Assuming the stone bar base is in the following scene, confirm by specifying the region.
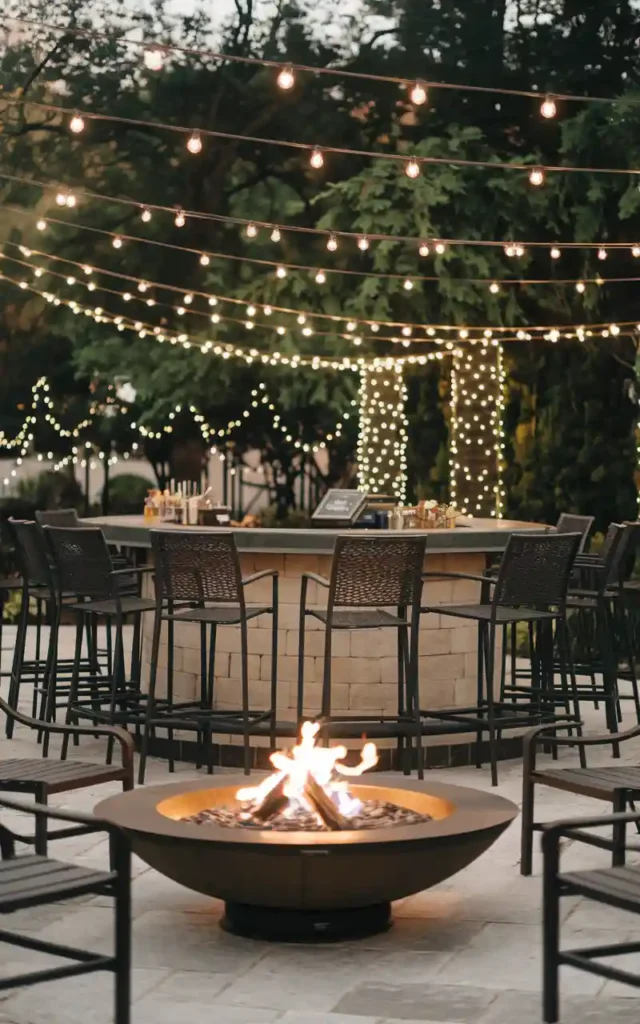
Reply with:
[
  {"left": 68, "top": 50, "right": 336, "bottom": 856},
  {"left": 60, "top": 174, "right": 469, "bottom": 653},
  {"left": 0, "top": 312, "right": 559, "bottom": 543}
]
[{"left": 140, "top": 550, "right": 502, "bottom": 759}]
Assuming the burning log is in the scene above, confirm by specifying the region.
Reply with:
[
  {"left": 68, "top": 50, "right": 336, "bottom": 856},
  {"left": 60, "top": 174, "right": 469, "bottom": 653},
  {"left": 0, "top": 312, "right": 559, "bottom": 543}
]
[
  {"left": 251, "top": 776, "right": 288, "bottom": 822},
  {"left": 303, "top": 773, "right": 349, "bottom": 831}
]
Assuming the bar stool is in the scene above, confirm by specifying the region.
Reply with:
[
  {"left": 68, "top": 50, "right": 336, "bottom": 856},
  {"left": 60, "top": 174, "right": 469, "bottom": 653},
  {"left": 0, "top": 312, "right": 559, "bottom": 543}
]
[
  {"left": 138, "top": 529, "right": 279, "bottom": 783},
  {"left": 420, "top": 532, "right": 582, "bottom": 786},
  {"left": 42, "top": 525, "right": 155, "bottom": 760},
  {"left": 296, "top": 534, "right": 427, "bottom": 775}
]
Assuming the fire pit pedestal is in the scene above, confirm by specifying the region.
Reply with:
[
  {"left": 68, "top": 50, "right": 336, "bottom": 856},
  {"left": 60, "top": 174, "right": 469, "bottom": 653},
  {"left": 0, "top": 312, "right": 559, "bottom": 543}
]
[{"left": 96, "top": 776, "right": 518, "bottom": 942}]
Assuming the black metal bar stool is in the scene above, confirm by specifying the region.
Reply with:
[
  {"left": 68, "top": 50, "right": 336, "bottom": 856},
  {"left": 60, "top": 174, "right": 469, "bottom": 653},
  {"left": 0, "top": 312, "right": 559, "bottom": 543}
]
[
  {"left": 296, "top": 534, "right": 427, "bottom": 775},
  {"left": 42, "top": 525, "right": 155, "bottom": 761},
  {"left": 138, "top": 529, "right": 279, "bottom": 783},
  {"left": 419, "top": 532, "right": 582, "bottom": 786}
]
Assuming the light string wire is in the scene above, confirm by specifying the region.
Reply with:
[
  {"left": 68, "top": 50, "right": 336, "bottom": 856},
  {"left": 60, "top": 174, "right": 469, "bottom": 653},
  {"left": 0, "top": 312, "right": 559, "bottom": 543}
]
[
  {"left": 3, "top": 96, "right": 640, "bottom": 181},
  {"left": 2, "top": 164, "right": 640, "bottom": 255},
  {"left": 0, "top": 267, "right": 448, "bottom": 371},
  {"left": 5, "top": 244, "right": 637, "bottom": 345},
  {"left": 4, "top": 15, "right": 640, "bottom": 110},
  {"left": 3, "top": 195, "right": 640, "bottom": 292}
]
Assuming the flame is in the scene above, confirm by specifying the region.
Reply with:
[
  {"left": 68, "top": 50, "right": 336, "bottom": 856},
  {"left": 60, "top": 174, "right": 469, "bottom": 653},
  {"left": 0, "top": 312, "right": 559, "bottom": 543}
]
[{"left": 236, "top": 721, "right": 378, "bottom": 820}]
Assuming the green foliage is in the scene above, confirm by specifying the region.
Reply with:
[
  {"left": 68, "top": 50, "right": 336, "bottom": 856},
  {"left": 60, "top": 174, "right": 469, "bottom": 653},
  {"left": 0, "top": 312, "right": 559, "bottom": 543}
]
[{"left": 103, "top": 473, "right": 152, "bottom": 515}]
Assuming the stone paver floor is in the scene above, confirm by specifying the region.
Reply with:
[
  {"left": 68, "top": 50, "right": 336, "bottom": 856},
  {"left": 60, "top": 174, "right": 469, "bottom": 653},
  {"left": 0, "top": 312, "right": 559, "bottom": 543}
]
[{"left": 1, "top": 626, "right": 640, "bottom": 1023}]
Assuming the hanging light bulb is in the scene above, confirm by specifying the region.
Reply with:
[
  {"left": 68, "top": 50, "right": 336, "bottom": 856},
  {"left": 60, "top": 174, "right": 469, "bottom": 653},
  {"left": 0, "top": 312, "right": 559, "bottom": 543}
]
[
  {"left": 277, "top": 65, "right": 295, "bottom": 90},
  {"left": 246, "top": 222, "right": 258, "bottom": 238},
  {"left": 595, "top": 274, "right": 604, "bottom": 286},
  {"left": 183, "top": 293, "right": 193, "bottom": 304},
  {"left": 405, "top": 158, "right": 421, "bottom": 179},
  {"left": 504, "top": 243, "right": 516, "bottom": 257},
  {"left": 200, "top": 253, "right": 210, "bottom": 266},
  {"left": 434, "top": 241, "right": 447, "bottom": 255},
  {"left": 346, "top": 321, "right": 357, "bottom": 331},
  {"left": 610, "top": 323, "right": 621, "bottom": 336},
  {"left": 371, "top": 323, "right": 380, "bottom": 333},
  {"left": 402, "top": 326, "right": 412, "bottom": 337},
  {"left": 529, "top": 165, "right": 545, "bottom": 186},
  {"left": 418, "top": 242, "right": 430, "bottom": 257},
  {"left": 36, "top": 218, "right": 47, "bottom": 231},
  {"left": 271, "top": 227, "right": 281, "bottom": 242},
  {"left": 83, "top": 265, "right": 93, "bottom": 275},
  {"left": 297, "top": 314, "right": 306, "bottom": 325},
  {"left": 403, "top": 278, "right": 414, "bottom": 291},
  {"left": 409, "top": 80, "right": 428, "bottom": 106},
  {"left": 143, "top": 45, "right": 165, "bottom": 71},
  {"left": 489, "top": 281, "right": 500, "bottom": 294},
  {"left": 550, "top": 246, "right": 561, "bottom": 260},
  {"left": 264, "top": 305, "right": 273, "bottom": 315},
  {"left": 276, "top": 265, "right": 287, "bottom": 278},
  {"left": 514, "top": 244, "right": 525, "bottom": 257},
  {"left": 597, "top": 247, "right": 607, "bottom": 260},
  {"left": 576, "top": 280, "right": 586, "bottom": 293},
  {"left": 65, "top": 191, "right": 77, "bottom": 208},
  {"left": 309, "top": 147, "right": 324, "bottom": 169},
  {"left": 186, "top": 131, "right": 203, "bottom": 154},
  {"left": 540, "top": 94, "right": 557, "bottom": 119},
  {"left": 138, "top": 281, "right": 148, "bottom": 292},
  {"left": 112, "top": 236, "right": 123, "bottom": 249},
  {"left": 357, "top": 236, "right": 369, "bottom": 251},
  {"left": 140, "top": 206, "right": 152, "bottom": 223},
  {"left": 69, "top": 112, "right": 85, "bottom": 134},
  {"left": 277, "top": 325, "right": 286, "bottom": 335},
  {"left": 632, "top": 246, "right": 640, "bottom": 258},
  {"left": 247, "top": 305, "right": 257, "bottom": 317},
  {"left": 326, "top": 233, "right": 338, "bottom": 252},
  {"left": 174, "top": 208, "right": 186, "bottom": 227},
  {"left": 315, "top": 269, "right": 326, "bottom": 284},
  {"left": 208, "top": 297, "right": 218, "bottom": 306}
]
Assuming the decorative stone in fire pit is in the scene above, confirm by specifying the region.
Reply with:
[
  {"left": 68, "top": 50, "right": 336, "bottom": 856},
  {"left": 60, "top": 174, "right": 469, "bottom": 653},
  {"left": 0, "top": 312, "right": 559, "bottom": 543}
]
[{"left": 96, "top": 725, "right": 518, "bottom": 941}]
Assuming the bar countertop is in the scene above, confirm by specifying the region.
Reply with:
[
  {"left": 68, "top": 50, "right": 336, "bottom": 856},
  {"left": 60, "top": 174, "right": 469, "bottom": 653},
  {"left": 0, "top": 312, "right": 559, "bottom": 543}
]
[{"left": 86, "top": 515, "right": 549, "bottom": 555}]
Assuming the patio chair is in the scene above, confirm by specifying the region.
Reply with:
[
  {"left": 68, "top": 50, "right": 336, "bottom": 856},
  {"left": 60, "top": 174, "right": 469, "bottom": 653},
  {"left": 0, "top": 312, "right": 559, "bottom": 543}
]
[
  {"left": 520, "top": 719, "right": 640, "bottom": 875},
  {"left": 0, "top": 693, "right": 133, "bottom": 854},
  {"left": 0, "top": 793, "right": 131, "bottom": 1024},
  {"left": 542, "top": 807, "right": 640, "bottom": 1022}
]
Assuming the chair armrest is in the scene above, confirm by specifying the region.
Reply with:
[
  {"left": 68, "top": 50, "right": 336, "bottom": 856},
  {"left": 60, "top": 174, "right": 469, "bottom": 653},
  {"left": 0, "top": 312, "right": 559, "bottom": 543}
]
[
  {"left": 541, "top": 811, "right": 640, "bottom": 860},
  {"left": 528, "top": 720, "right": 640, "bottom": 749},
  {"left": 110, "top": 566, "right": 154, "bottom": 577},
  {"left": 422, "top": 571, "right": 493, "bottom": 584},
  {"left": 0, "top": 697, "right": 134, "bottom": 778},
  {"left": 243, "top": 569, "right": 278, "bottom": 586},
  {"left": 0, "top": 793, "right": 115, "bottom": 830},
  {"left": 301, "top": 572, "right": 330, "bottom": 588}
]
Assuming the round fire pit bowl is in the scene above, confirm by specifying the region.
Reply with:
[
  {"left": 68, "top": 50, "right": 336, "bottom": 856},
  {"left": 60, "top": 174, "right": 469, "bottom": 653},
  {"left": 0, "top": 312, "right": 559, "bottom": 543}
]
[{"left": 96, "top": 775, "right": 517, "bottom": 941}]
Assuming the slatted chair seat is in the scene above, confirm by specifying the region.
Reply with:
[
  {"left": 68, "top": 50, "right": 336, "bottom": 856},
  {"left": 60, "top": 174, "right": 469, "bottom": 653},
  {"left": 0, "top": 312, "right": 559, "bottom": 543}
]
[
  {"left": 167, "top": 604, "right": 270, "bottom": 624},
  {"left": 422, "top": 603, "right": 557, "bottom": 623},
  {"left": 308, "top": 607, "right": 406, "bottom": 629},
  {"left": 560, "top": 865, "right": 640, "bottom": 911},
  {"left": 0, "top": 577, "right": 22, "bottom": 591},
  {"left": 0, "top": 758, "right": 129, "bottom": 794},
  {"left": 0, "top": 855, "right": 113, "bottom": 913},
  {"left": 65, "top": 595, "right": 156, "bottom": 616},
  {"left": 534, "top": 766, "right": 640, "bottom": 800}
]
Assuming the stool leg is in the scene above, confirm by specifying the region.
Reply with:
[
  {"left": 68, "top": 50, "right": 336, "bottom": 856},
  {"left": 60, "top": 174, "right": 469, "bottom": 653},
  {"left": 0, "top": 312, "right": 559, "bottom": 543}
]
[
  {"left": 167, "top": 616, "right": 175, "bottom": 773},
  {"left": 483, "top": 622, "right": 499, "bottom": 787},
  {"left": 612, "top": 789, "right": 627, "bottom": 867},
  {"left": 296, "top": 582, "right": 308, "bottom": 728},
  {"left": 113, "top": 836, "right": 132, "bottom": 1024},
  {"left": 269, "top": 577, "right": 279, "bottom": 749},
  {"left": 6, "top": 584, "right": 29, "bottom": 737},
  {"left": 42, "top": 603, "right": 62, "bottom": 758},
  {"left": 139, "top": 608, "right": 162, "bottom": 785},
  {"left": 62, "top": 613, "right": 84, "bottom": 761},
  {"left": 34, "top": 790, "right": 48, "bottom": 856},
  {"left": 542, "top": 836, "right": 561, "bottom": 1023},
  {"left": 321, "top": 623, "right": 333, "bottom": 746},
  {"left": 409, "top": 610, "right": 423, "bottom": 780},
  {"left": 396, "top": 618, "right": 407, "bottom": 773},
  {"left": 240, "top": 619, "right": 251, "bottom": 775}
]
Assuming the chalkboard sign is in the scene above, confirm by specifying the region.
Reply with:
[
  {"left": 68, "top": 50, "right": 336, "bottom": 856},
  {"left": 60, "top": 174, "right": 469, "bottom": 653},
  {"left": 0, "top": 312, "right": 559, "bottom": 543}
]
[{"left": 312, "top": 489, "right": 369, "bottom": 525}]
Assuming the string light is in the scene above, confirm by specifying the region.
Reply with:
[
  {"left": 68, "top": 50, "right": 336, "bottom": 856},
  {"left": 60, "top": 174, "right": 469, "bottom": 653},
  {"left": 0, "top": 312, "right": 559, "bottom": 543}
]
[
  {"left": 357, "top": 364, "right": 408, "bottom": 503},
  {"left": 405, "top": 158, "right": 421, "bottom": 179},
  {"left": 246, "top": 222, "right": 258, "bottom": 238},
  {"left": 409, "top": 80, "right": 428, "bottom": 106},
  {"left": 434, "top": 241, "right": 447, "bottom": 255},
  {"left": 357, "top": 236, "right": 369, "bottom": 251},
  {"left": 141, "top": 206, "right": 152, "bottom": 222},
  {"left": 276, "top": 65, "right": 295, "bottom": 90},
  {"left": 186, "top": 131, "right": 203, "bottom": 154},
  {"left": 69, "top": 112, "right": 85, "bottom": 134},
  {"left": 174, "top": 208, "right": 186, "bottom": 227},
  {"left": 271, "top": 227, "right": 281, "bottom": 242},
  {"left": 36, "top": 218, "right": 47, "bottom": 231},
  {"left": 112, "top": 235, "right": 123, "bottom": 249},
  {"left": 633, "top": 246, "right": 640, "bottom": 258},
  {"left": 450, "top": 339, "right": 503, "bottom": 518},
  {"left": 540, "top": 94, "right": 557, "bottom": 119},
  {"left": 403, "top": 279, "right": 414, "bottom": 291},
  {"left": 576, "top": 280, "right": 586, "bottom": 293},
  {"left": 550, "top": 246, "right": 561, "bottom": 259},
  {"left": 419, "top": 242, "right": 430, "bottom": 257},
  {"left": 309, "top": 147, "right": 324, "bottom": 169},
  {"left": 199, "top": 253, "right": 210, "bottom": 266},
  {"left": 327, "top": 234, "right": 338, "bottom": 252},
  {"left": 529, "top": 166, "right": 545, "bottom": 186},
  {"left": 276, "top": 265, "right": 287, "bottom": 278},
  {"left": 597, "top": 247, "right": 608, "bottom": 260},
  {"left": 315, "top": 270, "right": 326, "bottom": 284},
  {"left": 143, "top": 45, "right": 165, "bottom": 71},
  {"left": 489, "top": 282, "right": 500, "bottom": 294}
]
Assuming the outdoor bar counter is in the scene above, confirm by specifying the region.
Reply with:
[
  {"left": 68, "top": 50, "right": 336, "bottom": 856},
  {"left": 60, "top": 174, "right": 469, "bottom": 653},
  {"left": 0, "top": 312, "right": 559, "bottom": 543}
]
[{"left": 89, "top": 515, "right": 547, "bottom": 767}]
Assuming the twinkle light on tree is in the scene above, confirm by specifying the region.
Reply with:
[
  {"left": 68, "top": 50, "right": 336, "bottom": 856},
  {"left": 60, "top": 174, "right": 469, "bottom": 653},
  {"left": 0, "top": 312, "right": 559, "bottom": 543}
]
[
  {"left": 450, "top": 340, "right": 503, "bottom": 518},
  {"left": 357, "top": 364, "right": 408, "bottom": 503}
]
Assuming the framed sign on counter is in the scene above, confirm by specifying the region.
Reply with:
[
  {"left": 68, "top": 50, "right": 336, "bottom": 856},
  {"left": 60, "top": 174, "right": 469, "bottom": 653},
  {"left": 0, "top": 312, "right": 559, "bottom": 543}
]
[{"left": 311, "top": 489, "right": 369, "bottom": 526}]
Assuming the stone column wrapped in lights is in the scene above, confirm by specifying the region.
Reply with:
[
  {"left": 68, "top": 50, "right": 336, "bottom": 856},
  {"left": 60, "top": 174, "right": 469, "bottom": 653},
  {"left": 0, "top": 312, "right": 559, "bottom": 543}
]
[
  {"left": 357, "top": 362, "right": 408, "bottom": 501},
  {"left": 450, "top": 339, "right": 505, "bottom": 518}
]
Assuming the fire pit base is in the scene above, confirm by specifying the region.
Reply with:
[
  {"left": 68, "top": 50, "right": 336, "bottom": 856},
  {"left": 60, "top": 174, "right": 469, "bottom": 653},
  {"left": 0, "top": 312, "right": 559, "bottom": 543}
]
[{"left": 222, "top": 900, "right": 392, "bottom": 942}]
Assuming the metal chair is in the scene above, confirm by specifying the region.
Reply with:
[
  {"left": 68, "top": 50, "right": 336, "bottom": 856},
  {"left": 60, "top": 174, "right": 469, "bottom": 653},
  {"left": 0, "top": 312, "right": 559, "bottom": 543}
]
[
  {"left": 138, "top": 529, "right": 279, "bottom": 783},
  {"left": 542, "top": 807, "right": 640, "bottom": 1023},
  {"left": 42, "top": 525, "right": 154, "bottom": 758},
  {"left": 0, "top": 793, "right": 131, "bottom": 1023},
  {"left": 521, "top": 719, "right": 640, "bottom": 876},
  {"left": 296, "top": 534, "right": 427, "bottom": 775},
  {"left": 420, "top": 532, "right": 582, "bottom": 786},
  {"left": 0, "top": 694, "right": 133, "bottom": 855}
]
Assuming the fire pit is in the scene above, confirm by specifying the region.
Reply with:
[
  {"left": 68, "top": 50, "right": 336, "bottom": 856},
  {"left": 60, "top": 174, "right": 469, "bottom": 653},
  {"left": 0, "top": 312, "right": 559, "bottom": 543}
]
[{"left": 96, "top": 725, "right": 518, "bottom": 941}]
